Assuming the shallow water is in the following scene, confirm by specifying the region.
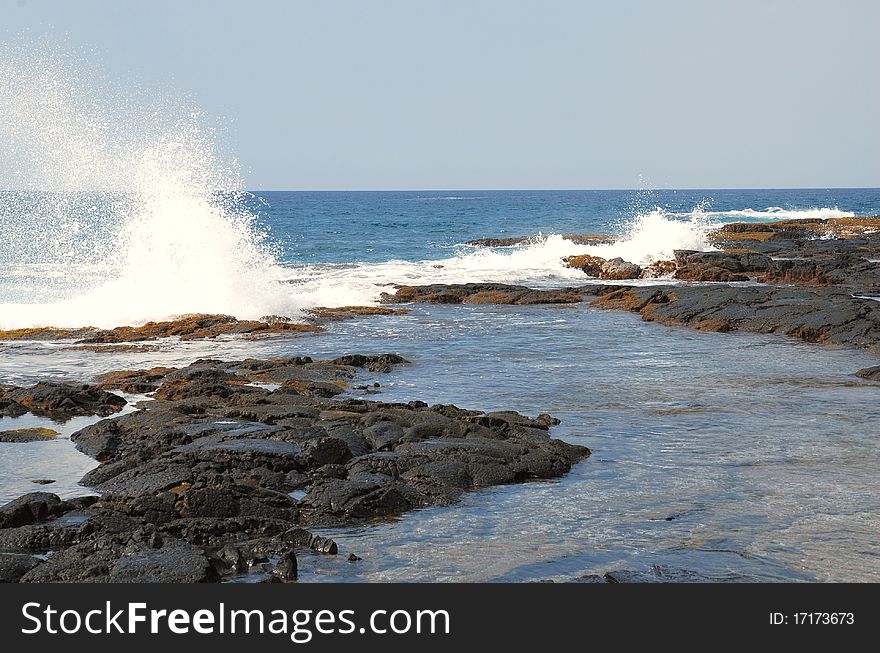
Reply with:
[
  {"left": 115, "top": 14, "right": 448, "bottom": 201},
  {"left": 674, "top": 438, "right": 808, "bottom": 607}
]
[
  {"left": 1, "top": 304, "right": 878, "bottom": 582},
  {"left": 0, "top": 392, "right": 149, "bottom": 502}
]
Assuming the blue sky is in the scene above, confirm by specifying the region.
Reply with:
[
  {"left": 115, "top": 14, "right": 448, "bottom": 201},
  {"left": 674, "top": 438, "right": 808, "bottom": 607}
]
[{"left": 2, "top": 0, "right": 878, "bottom": 189}]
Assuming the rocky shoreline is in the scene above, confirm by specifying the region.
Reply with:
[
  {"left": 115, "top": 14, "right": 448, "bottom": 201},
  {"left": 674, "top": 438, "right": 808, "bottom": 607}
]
[
  {"left": 383, "top": 217, "right": 880, "bottom": 357},
  {"left": 2, "top": 216, "right": 879, "bottom": 583},
  {"left": 0, "top": 355, "right": 587, "bottom": 582}
]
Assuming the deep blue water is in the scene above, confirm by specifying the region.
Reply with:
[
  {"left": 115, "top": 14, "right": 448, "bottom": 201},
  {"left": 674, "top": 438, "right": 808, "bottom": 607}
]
[{"left": 249, "top": 188, "right": 880, "bottom": 265}]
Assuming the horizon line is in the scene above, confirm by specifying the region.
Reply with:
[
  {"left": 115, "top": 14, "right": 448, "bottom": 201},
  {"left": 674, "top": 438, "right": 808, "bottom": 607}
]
[{"left": 246, "top": 186, "right": 880, "bottom": 193}]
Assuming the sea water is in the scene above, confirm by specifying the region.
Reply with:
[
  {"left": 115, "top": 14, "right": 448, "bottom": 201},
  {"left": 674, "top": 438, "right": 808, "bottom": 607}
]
[{"left": 2, "top": 45, "right": 880, "bottom": 582}]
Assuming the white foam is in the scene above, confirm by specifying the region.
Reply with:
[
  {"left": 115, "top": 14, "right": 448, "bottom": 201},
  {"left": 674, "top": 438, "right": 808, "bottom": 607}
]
[
  {"left": 677, "top": 206, "right": 855, "bottom": 221},
  {"left": 281, "top": 209, "right": 711, "bottom": 309},
  {"left": 0, "top": 44, "right": 297, "bottom": 329}
]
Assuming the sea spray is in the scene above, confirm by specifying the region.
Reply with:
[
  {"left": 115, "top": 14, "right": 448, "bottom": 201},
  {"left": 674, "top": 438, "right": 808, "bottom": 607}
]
[
  {"left": 281, "top": 207, "right": 715, "bottom": 307},
  {"left": 0, "top": 43, "right": 295, "bottom": 329}
]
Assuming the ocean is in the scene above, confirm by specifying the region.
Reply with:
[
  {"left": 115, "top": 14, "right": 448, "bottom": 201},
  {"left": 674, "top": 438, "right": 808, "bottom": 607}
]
[
  {"left": 2, "top": 188, "right": 879, "bottom": 325},
  {"left": 2, "top": 42, "right": 880, "bottom": 583},
  {"left": 1, "top": 188, "right": 880, "bottom": 582}
]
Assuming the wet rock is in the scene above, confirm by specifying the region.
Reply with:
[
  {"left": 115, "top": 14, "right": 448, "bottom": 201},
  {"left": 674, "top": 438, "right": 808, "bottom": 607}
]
[
  {"left": 385, "top": 283, "right": 590, "bottom": 305},
  {"left": 0, "top": 492, "right": 67, "bottom": 528},
  {"left": 591, "top": 284, "right": 880, "bottom": 351},
  {"left": 0, "top": 398, "right": 28, "bottom": 418},
  {"left": 280, "top": 528, "right": 337, "bottom": 555},
  {"left": 347, "top": 553, "right": 362, "bottom": 562},
  {"left": 563, "top": 255, "right": 642, "bottom": 280},
  {"left": 641, "top": 259, "right": 677, "bottom": 278},
  {"left": 3, "top": 383, "right": 126, "bottom": 419},
  {"left": 274, "top": 550, "right": 298, "bottom": 581},
  {"left": 467, "top": 234, "right": 613, "bottom": 247},
  {"left": 563, "top": 254, "right": 606, "bottom": 277},
  {"left": 0, "top": 327, "right": 94, "bottom": 341},
  {"left": 92, "top": 464, "right": 194, "bottom": 497},
  {"left": 307, "top": 306, "right": 410, "bottom": 322},
  {"left": 108, "top": 539, "right": 215, "bottom": 583},
  {"left": 77, "top": 314, "right": 322, "bottom": 344},
  {"left": 0, "top": 523, "right": 82, "bottom": 552},
  {"left": 672, "top": 251, "right": 771, "bottom": 282},
  {"left": 331, "top": 354, "right": 409, "bottom": 373},
  {"left": 856, "top": 365, "right": 880, "bottom": 381},
  {"left": 600, "top": 257, "right": 643, "bottom": 280},
  {"left": 95, "top": 367, "right": 176, "bottom": 394},
  {"left": 574, "top": 574, "right": 607, "bottom": 583},
  {"left": 1, "top": 354, "right": 587, "bottom": 582},
  {"left": 0, "top": 427, "right": 58, "bottom": 442},
  {"left": 310, "top": 536, "right": 338, "bottom": 555},
  {"left": 602, "top": 565, "right": 755, "bottom": 583},
  {"left": 19, "top": 536, "right": 215, "bottom": 583}
]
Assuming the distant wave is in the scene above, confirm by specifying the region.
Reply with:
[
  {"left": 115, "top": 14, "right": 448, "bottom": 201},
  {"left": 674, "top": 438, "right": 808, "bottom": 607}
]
[
  {"left": 277, "top": 208, "right": 711, "bottom": 308},
  {"left": 672, "top": 206, "right": 855, "bottom": 221},
  {"left": 409, "top": 196, "right": 488, "bottom": 201}
]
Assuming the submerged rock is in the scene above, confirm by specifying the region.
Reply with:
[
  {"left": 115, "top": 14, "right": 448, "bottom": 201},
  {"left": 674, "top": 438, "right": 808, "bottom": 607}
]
[{"left": 0, "top": 428, "right": 58, "bottom": 443}]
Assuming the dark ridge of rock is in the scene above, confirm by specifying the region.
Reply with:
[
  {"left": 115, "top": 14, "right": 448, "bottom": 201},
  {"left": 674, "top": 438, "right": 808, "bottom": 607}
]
[
  {"left": 92, "top": 355, "right": 410, "bottom": 400},
  {"left": 0, "top": 309, "right": 413, "bottom": 348},
  {"left": 705, "top": 217, "right": 880, "bottom": 287},
  {"left": 0, "top": 314, "right": 323, "bottom": 344},
  {"left": 383, "top": 283, "right": 598, "bottom": 306},
  {"left": 2, "top": 355, "right": 587, "bottom": 583},
  {"left": 555, "top": 218, "right": 880, "bottom": 287},
  {"left": 711, "top": 216, "right": 880, "bottom": 243},
  {"left": 0, "top": 308, "right": 415, "bottom": 348},
  {"left": 330, "top": 354, "right": 409, "bottom": 373},
  {"left": 307, "top": 306, "right": 410, "bottom": 322},
  {"left": 383, "top": 281, "right": 880, "bottom": 354},
  {"left": 0, "top": 327, "right": 95, "bottom": 342},
  {"left": 2, "top": 382, "right": 126, "bottom": 419},
  {"left": 78, "top": 314, "right": 323, "bottom": 343},
  {"left": 282, "top": 527, "right": 338, "bottom": 554},
  {"left": 467, "top": 234, "right": 613, "bottom": 247},
  {"left": 64, "top": 344, "right": 161, "bottom": 353},
  {"left": 591, "top": 285, "right": 880, "bottom": 352},
  {"left": 673, "top": 250, "right": 771, "bottom": 282}
]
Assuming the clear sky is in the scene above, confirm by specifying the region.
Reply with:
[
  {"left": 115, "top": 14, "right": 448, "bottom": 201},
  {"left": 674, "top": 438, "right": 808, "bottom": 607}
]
[{"left": 1, "top": 0, "right": 878, "bottom": 190}]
